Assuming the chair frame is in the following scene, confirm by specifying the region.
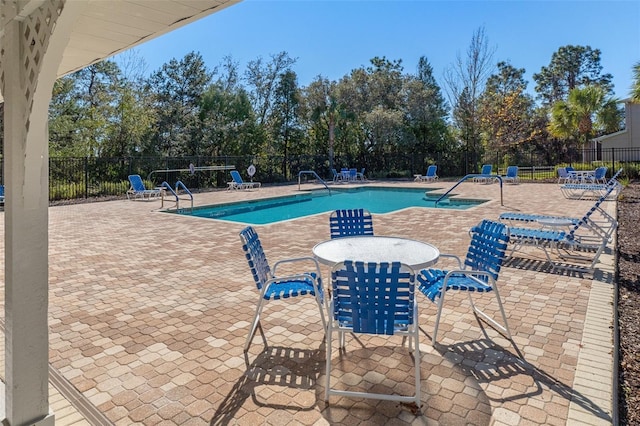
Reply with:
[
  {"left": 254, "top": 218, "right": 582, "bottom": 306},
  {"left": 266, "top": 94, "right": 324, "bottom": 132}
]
[
  {"left": 507, "top": 181, "right": 619, "bottom": 273},
  {"left": 414, "top": 165, "right": 438, "bottom": 182},
  {"left": 473, "top": 164, "right": 496, "bottom": 184},
  {"left": 559, "top": 168, "right": 623, "bottom": 200},
  {"left": 503, "top": 166, "right": 519, "bottom": 184},
  {"left": 239, "top": 226, "right": 326, "bottom": 351},
  {"left": 329, "top": 209, "right": 374, "bottom": 239},
  {"left": 417, "top": 219, "right": 512, "bottom": 344},
  {"left": 228, "top": 170, "right": 261, "bottom": 190},
  {"left": 127, "top": 174, "right": 161, "bottom": 200},
  {"left": 325, "top": 260, "right": 420, "bottom": 404}
]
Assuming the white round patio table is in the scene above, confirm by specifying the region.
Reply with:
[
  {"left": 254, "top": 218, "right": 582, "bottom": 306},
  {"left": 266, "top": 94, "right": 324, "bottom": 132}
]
[
  {"left": 537, "top": 218, "right": 575, "bottom": 231},
  {"left": 313, "top": 236, "right": 440, "bottom": 270}
]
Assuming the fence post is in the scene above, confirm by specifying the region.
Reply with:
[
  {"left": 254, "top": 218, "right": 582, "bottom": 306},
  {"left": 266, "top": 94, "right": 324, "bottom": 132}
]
[
  {"left": 530, "top": 151, "right": 534, "bottom": 180},
  {"left": 84, "top": 157, "right": 89, "bottom": 199},
  {"left": 611, "top": 148, "right": 615, "bottom": 178}
]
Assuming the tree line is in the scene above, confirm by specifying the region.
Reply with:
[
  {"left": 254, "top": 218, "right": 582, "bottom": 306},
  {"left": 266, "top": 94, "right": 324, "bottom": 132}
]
[{"left": 3, "top": 27, "right": 635, "bottom": 180}]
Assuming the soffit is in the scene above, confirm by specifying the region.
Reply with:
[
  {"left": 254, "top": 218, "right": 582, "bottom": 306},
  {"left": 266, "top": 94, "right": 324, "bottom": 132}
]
[{"left": 0, "top": 0, "right": 241, "bottom": 101}]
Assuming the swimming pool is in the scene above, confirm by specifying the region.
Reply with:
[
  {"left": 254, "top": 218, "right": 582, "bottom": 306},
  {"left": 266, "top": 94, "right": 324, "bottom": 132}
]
[{"left": 171, "top": 187, "right": 486, "bottom": 225}]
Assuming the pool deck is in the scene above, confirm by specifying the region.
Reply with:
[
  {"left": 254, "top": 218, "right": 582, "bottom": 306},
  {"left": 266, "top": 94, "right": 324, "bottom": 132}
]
[{"left": 0, "top": 180, "right": 616, "bottom": 425}]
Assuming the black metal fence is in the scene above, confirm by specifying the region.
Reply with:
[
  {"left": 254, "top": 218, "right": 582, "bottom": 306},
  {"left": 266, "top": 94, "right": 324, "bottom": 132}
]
[{"left": 2, "top": 147, "right": 639, "bottom": 202}]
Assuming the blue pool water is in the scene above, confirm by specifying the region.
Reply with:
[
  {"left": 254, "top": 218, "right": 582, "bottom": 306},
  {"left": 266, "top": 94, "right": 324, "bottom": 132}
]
[{"left": 172, "top": 187, "right": 486, "bottom": 225}]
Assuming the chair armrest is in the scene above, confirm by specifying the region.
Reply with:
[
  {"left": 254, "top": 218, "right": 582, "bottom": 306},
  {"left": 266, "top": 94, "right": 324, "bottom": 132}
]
[
  {"left": 273, "top": 256, "right": 322, "bottom": 277},
  {"left": 436, "top": 253, "right": 463, "bottom": 269}
]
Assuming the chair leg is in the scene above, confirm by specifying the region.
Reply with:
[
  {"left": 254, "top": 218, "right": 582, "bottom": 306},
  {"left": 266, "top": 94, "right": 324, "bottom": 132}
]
[
  {"left": 245, "top": 297, "right": 266, "bottom": 351},
  {"left": 413, "top": 316, "right": 421, "bottom": 406},
  {"left": 432, "top": 289, "right": 448, "bottom": 344},
  {"left": 314, "top": 292, "right": 327, "bottom": 332},
  {"left": 325, "top": 321, "right": 334, "bottom": 401},
  {"left": 466, "top": 290, "right": 511, "bottom": 339}
]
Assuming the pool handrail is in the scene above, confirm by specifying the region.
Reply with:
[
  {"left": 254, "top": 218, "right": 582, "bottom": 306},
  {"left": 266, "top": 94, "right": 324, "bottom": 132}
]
[
  {"left": 160, "top": 180, "right": 194, "bottom": 212},
  {"left": 434, "top": 174, "right": 503, "bottom": 207},
  {"left": 298, "top": 170, "right": 331, "bottom": 195}
]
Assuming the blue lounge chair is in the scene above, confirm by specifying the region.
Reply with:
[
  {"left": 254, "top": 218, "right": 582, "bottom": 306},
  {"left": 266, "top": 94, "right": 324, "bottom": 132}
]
[
  {"left": 414, "top": 165, "right": 438, "bottom": 182},
  {"left": 0, "top": 185, "right": 4, "bottom": 205},
  {"left": 417, "top": 219, "right": 511, "bottom": 344},
  {"left": 473, "top": 164, "right": 496, "bottom": 184},
  {"left": 507, "top": 181, "right": 619, "bottom": 273},
  {"left": 228, "top": 170, "right": 261, "bottom": 190},
  {"left": 500, "top": 181, "right": 619, "bottom": 245},
  {"left": 503, "top": 166, "right": 519, "bottom": 184},
  {"left": 329, "top": 209, "right": 374, "bottom": 239},
  {"left": 127, "top": 174, "right": 161, "bottom": 200},
  {"left": 239, "top": 226, "right": 326, "bottom": 351},
  {"left": 325, "top": 260, "right": 421, "bottom": 404},
  {"left": 356, "top": 168, "right": 367, "bottom": 181},
  {"left": 559, "top": 168, "right": 622, "bottom": 200}
]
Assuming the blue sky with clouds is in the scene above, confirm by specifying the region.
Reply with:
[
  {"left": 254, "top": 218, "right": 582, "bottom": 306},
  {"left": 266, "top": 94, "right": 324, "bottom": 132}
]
[{"left": 118, "top": 0, "right": 640, "bottom": 101}]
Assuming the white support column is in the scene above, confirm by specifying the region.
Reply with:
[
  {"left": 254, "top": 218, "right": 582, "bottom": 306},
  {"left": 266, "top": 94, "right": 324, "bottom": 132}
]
[{"left": 0, "top": 1, "right": 86, "bottom": 424}]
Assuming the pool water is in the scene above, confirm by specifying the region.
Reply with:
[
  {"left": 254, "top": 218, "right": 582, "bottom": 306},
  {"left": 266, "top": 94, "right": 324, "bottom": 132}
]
[{"left": 172, "top": 187, "right": 486, "bottom": 225}]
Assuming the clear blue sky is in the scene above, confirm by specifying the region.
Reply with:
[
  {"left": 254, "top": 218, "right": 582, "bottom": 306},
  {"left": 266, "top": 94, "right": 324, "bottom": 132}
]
[{"left": 118, "top": 0, "right": 640, "bottom": 101}]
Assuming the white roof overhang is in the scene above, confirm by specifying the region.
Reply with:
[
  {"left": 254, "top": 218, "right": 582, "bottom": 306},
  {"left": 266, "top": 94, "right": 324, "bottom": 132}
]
[{"left": 0, "top": 0, "right": 242, "bottom": 102}]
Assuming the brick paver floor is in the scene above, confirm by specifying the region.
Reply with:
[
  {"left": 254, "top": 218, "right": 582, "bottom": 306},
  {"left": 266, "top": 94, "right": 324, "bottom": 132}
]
[{"left": 0, "top": 180, "right": 615, "bottom": 425}]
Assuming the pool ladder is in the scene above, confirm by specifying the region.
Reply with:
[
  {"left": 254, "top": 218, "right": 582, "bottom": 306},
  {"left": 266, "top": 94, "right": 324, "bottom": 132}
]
[
  {"left": 297, "top": 170, "right": 331, "bottom": 195},
  {"left": 160, "top": 180, "right": 193, "bottom": 212}
]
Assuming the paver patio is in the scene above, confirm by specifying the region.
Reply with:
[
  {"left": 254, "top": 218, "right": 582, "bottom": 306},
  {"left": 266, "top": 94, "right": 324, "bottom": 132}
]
[{"left": 0, "top": 180, "right": 615, "bottom": 425}]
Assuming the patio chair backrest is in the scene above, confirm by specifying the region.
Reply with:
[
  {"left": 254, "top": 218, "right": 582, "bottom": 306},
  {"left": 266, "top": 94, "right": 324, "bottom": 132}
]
[
  {"left": 230, "top": 170, "right": 245, "bottom": 184},
  {"left": 464, "top": 219, "right": 510, "bottom": 282},
  {"left": 239, "top": 226, "right": 272, "bottom": 290},
  {"left": 557, "top": 167, "right": 568, "bottom": 178},
  {"left": 480, "top": 164, "right": 492, "bottom": 175},
  {"left": 594, "top": 167, "right": 607, "bottom": 180},
  {"left": 128, "top": 174, "right": 146, "bottom": 192},
  {"left": 566, "top": 181, "right": 619, "bottom": 242},
  {"left": 329, "top": 209, "right": 374, "bottom": 239},
  {"left": 506, "top": 166, "right": 518, "bottom": 178},
  {"left": 331, "top": 260, "right": 416, "bottom": 335},
  {"left": 426, "top": 165, "right": 437, "bottom": 177}
]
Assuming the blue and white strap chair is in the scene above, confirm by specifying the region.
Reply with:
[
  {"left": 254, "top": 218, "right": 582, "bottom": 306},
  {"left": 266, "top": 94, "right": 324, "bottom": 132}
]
[
  {"left": 508, "top": 182, "right": 618, "bottom": 273},
  {"left": 415, "top": 165, "right": 438, "bottom": 182},
  {"left": 329, "top": 209, "right": 374, "bottom": 239},
  {"left": 417, "top": 219, "right": 512, "bottom": 344},
  {"left": 228, "top": 170, "right": 260, "bottom": 190},
  {"left": 503, "top": 165, "right": 519, "bottom": 184},
  {"left": 239, "top": 226, "right": 326, "bottom": 351},
  {"left": 559, "top": 168, "right": 623, "bottom": 200},
  {"left": 589, "top": 166, "right": 608, "bottom": 184},
  {"left": 127, "top": 174, "right": 161, "bottom": 200},
  {"left": 325, "top": 260, "right": 421, "bottom": 404},
  {"left": 473, "top": 164, "right": 495, "bottom": 183}
]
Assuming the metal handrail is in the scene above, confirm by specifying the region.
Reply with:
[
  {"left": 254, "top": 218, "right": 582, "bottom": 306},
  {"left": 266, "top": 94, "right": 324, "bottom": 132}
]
[
  {"left": 298, "top": 170, "right": 331, "bottom": 195},
  {"left": 175, "top": 180, "right": 193, "bottom": 213},
  {"left": 160, "top": 181, "right": 194, "bottom": 212},
  {"left": 434, "top": 174, "right": 503, "bottom": 206}
]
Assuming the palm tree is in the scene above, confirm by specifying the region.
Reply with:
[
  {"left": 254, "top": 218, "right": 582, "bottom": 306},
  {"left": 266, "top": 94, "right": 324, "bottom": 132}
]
[
  {"left": 548, "top": 85, "right": 620, "bottom": 147},
  {"left": 632, "top": 61, "right": 640, "bottom": 102}
]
